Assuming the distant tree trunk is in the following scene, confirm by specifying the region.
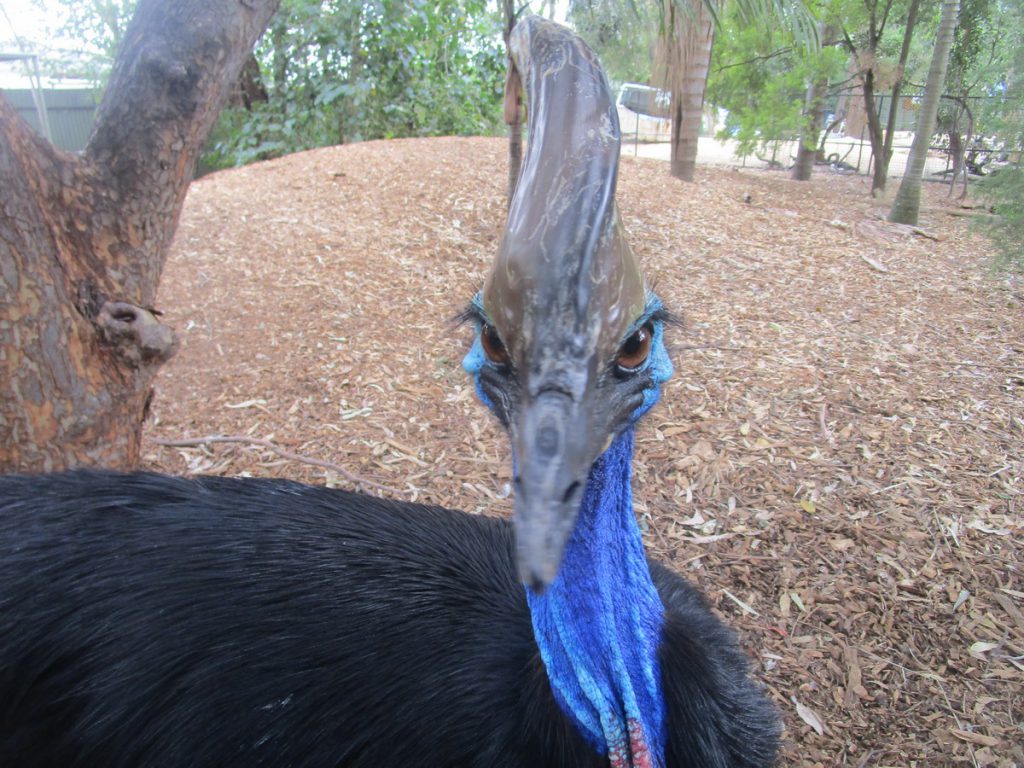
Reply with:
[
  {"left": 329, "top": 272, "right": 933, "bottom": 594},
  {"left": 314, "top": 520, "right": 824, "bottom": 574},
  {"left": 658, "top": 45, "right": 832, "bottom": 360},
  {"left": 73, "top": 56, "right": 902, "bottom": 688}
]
[
  {"left": 817, "top": 111, "right": 845, "bottom": 158},
  {"left": 842, "top": 0, "right": 921, "bottom": 195},
  {"left": 862, "top": 67, "right": 889, "bottom": 193},
  {"left": 0, "top": 0, "right": 281, "bottom": 473},
  {"left": 889, "top": 0, "right": 961, "bottom": 224},
  {"left": 503, "top": 0, "right": 523, "bottom": 204},
  {"left": 945, "top": 96, "right": 973, "bottom": 199},
  {"left": 793, "top": 76, "right": 826, "bottom": 181},
  {"left": 879, "top": 0, "right": 921, "bottom": 186},
  {"left": 664, "top": 0, "right": 715, "bottom": 182},
  {"left": 948, "top": 128, "right": 964, "bottom": 176},
  {"left": 235, "top": 53, "right": 270, "bottom": 110},
  {"left": 794, "top": 22, "right": 833, "bottom": 182},
  {"left": 338, "top": 7, "right": 366, "bottom": 146}
]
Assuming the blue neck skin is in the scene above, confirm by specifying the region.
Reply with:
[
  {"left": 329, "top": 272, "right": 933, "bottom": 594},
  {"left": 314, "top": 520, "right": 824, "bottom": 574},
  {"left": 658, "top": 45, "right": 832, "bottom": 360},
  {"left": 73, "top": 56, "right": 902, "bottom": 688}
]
[
  {"left": 526, "top": 427, "right": 666, "bottom": 768},
  {"left": 464, "top": 300, "right": 673, "bottom": 768}
]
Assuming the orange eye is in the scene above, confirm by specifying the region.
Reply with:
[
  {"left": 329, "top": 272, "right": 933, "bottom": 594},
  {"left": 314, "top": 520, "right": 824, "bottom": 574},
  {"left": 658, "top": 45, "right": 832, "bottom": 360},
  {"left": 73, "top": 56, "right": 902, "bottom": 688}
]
[
  {"left": 615, "top": 323, "right": 653, "bottom": 371},
  {"left": 480, "top": 324, "right": 509, "bottom": 365}
]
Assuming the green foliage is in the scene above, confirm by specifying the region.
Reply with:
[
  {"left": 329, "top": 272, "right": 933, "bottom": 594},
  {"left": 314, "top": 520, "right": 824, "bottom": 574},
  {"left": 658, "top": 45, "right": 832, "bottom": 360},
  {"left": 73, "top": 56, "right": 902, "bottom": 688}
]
[
  {"left": 970, "top": 22, "right": 1023, "bottom": 270},
  {"left": 976, "top": 165, "right": 1024, "bottom": 270},
  {"left": 18, "top": 0, "right": 506, "bottom": 167},
  {"left": 874, "top": 0, "right": 934, "bottom": 83},
  {"left": 205, "top": 0, "right": 506, "bottom": 169},
  {"left": 571, "top": 0, "right": 820, "bottom": 122},
  {"left": 25, "top": 0, "right": 136, "bottom": 83},
  {"left": 825, "top": 0, "right": 927, "bottom": 69},
  {"left": 715, "top": 71, "right": 806, "bottom": 160},
  {"left": 973, "top": 0, "right": 1023, "bottom": 147},
  {"left": 706, "top": 8, "right": 845, "bottom": 160},
  {"left": 570, "top": 1, "right": 657, "bottom": 85},
  {"left": 936, "top": 0, "right": 1023, "bottom": 141}
]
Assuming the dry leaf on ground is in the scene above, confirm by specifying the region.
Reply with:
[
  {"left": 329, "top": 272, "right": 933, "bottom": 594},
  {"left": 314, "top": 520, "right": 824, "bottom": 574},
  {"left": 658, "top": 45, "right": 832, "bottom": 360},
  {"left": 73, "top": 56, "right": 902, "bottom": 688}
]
[{"left": 145, "top": 137, "right": 1024, "bottom": 767}]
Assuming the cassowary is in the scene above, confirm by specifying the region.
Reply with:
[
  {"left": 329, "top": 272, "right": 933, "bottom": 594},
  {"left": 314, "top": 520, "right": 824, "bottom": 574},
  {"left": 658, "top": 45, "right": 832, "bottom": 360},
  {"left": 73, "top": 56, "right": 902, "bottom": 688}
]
[{"left": 0, "top": 17, "right": 780, "bottom": 768}]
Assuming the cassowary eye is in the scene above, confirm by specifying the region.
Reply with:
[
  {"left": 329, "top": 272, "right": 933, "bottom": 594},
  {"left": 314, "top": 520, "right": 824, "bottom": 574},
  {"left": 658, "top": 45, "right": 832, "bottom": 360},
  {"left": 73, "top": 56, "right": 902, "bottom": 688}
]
[
  {"left": 480, "top": 324, "right": 509, "bottom": 365},
  {"left": 615, "top": 323, "right": 653, "bottom": 372}
]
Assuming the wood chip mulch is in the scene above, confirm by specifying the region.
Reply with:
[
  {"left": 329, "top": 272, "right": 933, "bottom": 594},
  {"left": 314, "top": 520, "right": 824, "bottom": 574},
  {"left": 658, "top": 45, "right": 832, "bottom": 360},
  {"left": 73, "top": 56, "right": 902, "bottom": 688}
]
[{"left": 145, "top": 136, "right": 1023, "bottom": 767}]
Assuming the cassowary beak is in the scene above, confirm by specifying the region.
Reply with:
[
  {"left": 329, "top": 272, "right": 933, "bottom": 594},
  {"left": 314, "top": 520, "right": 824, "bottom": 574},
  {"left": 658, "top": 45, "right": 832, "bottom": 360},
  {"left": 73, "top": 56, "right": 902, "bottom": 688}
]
[
  {"left": 512, "top": 390, "right": 592, "bottom": 591},
  {"left": 484, "top": 17, "right": 645, "bottom": 591}
]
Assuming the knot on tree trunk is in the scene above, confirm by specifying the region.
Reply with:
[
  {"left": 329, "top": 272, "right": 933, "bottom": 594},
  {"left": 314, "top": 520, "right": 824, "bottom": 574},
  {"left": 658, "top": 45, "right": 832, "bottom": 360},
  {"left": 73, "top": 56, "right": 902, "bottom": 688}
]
[{"left": 95, "top": 301, "right": 179, "bottom": 367}]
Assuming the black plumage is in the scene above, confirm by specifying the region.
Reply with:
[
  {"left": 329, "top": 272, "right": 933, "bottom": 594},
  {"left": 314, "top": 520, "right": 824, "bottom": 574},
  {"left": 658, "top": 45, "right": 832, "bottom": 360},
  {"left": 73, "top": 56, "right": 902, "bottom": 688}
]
[{"left": 0, "top": 471, "right": 778, "bottom": 767}]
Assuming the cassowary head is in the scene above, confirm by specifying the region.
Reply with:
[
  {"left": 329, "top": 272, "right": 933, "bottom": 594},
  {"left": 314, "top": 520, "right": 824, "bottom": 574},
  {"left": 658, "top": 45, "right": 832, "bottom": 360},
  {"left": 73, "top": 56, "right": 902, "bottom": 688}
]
[{"left": 464, "top": 16, "right": 672, "bottom": 591}]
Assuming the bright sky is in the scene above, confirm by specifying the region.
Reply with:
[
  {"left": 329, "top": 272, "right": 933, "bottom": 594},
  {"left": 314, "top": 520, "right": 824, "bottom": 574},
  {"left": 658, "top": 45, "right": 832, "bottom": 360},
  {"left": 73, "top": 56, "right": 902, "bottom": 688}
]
[
  {"left": 0, "top": 1, "right": 98, "bottom": 88},
  {"left": 0, "top": 1, "right": 574, "bottom": 87},
  {"left": 0, "top": 1, "right": 63, "bottom": 48},
  {"left": 0, "top": 1, "right": 573, "bottom": 49}
]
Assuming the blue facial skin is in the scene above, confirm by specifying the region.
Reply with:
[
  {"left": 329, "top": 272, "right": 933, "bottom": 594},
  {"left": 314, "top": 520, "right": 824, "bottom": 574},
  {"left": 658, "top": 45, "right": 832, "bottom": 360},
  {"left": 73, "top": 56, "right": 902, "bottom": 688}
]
[
  {"left": 463, "top": 295, "right": 673, "bottom": 767},
  {"left": 462, "top": 295, "right": 672, "bottom": 416},
  {"left": 461, "top": 333, "right": 495, "bottom": 411}
]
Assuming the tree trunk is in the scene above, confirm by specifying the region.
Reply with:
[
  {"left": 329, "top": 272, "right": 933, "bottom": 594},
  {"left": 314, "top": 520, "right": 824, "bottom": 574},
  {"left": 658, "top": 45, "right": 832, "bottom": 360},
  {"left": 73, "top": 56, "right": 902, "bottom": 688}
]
[
  {"left": 0, "top": 0, "right": 281, "bottom": 473},
  {"left": 793, "top": 76, "right": 826, "bottom": 181},
  {"left": 792, "top": 22, "right": 837, "bottom": 182},
  {"left": 338, "top": 6, "right": 366, "bottom": 145},
  {"left": 861, "top": 68, "right": 890, "bottom": 194},
  {"left": 505, "top": 67, "right": 524, "bottom": 206},
  {"left": 855, "top": 0, "right": 921, "bottom": 194},
  {"left": 889, "top": 0, "right": 961, "bottom": 224},
  {"left": 947, "top": 127, "right": 964, "bottom": 189},
  {"left": 235, "top": 53, "right": 270, "bottom": 110},
  {"left": 503, "top": 0, "right": 523, "bottom": 205},
  {"left": 879, "top": 0, "right": 922, "bottom": 182},
  {"left": 667, "top": 0, "right": 714, "bottom": 182}
]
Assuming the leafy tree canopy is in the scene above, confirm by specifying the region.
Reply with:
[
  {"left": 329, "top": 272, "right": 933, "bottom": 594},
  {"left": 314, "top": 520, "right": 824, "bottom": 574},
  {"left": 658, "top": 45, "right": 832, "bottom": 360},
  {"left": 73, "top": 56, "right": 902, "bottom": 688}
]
[
  {"left": 569, "top": 0, "right": 657, "bottom": 86},
  {"left": 16, "top": 0, "right": 508, "bottom": 167},
  {"left": 706, "top": 6, "right": 846, "bottom": 161},
  {"left": 970, "top": 0, "right": 1023, "bottom": 269},
  {"left": 946, "top": 0, "right": 1022, "bottom": 139},
  {"left": 18, "top": 0, "right": 135, "bottom": 83},
  {"left": 207, "top": 0, "right": 507, "bottom": 167}
]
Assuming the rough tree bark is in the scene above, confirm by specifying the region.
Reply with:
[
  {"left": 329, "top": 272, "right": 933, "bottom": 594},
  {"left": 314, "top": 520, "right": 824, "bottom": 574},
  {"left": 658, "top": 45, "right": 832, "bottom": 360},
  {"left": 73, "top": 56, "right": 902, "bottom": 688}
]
[
  {"left": 234, "top": 53, "right": 270, "bottom": 110},
  {"left": 0, "top": 0, "right": 281, "bottom": 472},
  {"left": 663, "top": 0, "right": 715, "bottom": 182},
  {"left": 793, "top": 77, "right": 825, "bottom": 181}
]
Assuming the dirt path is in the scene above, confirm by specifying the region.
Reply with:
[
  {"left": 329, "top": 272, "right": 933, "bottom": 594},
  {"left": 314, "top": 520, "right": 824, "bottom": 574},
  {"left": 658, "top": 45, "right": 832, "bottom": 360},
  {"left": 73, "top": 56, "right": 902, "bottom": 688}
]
[{"left": 147, "top": 136, "right": 1023, "bottom": 767}]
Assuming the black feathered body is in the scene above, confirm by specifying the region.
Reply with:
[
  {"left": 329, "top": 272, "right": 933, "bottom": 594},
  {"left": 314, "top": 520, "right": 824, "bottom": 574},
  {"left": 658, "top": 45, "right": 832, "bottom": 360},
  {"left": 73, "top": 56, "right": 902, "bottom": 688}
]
[{"left": 0, "top": 471, "right": 778, "bottom": 767}]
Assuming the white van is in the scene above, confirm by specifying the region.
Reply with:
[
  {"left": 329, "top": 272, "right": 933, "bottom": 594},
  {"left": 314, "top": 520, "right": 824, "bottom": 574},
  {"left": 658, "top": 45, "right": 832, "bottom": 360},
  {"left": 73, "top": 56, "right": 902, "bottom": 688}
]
[{"left": 617, "top": 83, "right": 671, "bottom": 142}]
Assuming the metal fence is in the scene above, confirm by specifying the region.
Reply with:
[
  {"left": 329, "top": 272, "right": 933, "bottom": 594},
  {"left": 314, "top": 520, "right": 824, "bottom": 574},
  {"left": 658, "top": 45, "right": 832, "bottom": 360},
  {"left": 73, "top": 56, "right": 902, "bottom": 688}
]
[
  {"left": 620, "top": 90, "right": 1022, "bottom": 182},
  {"left": 3, "top": 88, "right": 98, "bottom": 152}
]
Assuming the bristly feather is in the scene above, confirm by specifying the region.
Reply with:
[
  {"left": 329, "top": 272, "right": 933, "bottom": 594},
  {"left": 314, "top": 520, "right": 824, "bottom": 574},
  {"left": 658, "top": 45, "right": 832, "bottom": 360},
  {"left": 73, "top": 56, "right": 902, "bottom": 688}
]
[
  {"left": 454, "top": 292, "right": 488, "bottom": 328},
  {"left": 0, "top": 469, "right": 779, "bottom": 767}
]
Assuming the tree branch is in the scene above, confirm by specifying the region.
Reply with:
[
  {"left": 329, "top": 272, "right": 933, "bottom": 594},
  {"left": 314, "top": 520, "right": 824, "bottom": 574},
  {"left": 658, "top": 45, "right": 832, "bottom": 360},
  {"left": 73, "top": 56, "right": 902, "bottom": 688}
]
[
  {"left": 714, "top": 46, "right": 793, "bottom": 73},
  {"left": 840, "top": 26, "right": 859, "bottom": 58},
  {"left": 826, "top": 74, "right": 863, "bottom": 92},
  {"left": 0, "top": 0, "right": 285, "bottom": 471},
  {"left": 85, "top": 0, "right": 282, "bottom": 306},
  {"left": 714, "top": 37, "right": 848, "bottom": 75},
  {"left": 878, "top": 0, "right": 896, "bottom": 41}
]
